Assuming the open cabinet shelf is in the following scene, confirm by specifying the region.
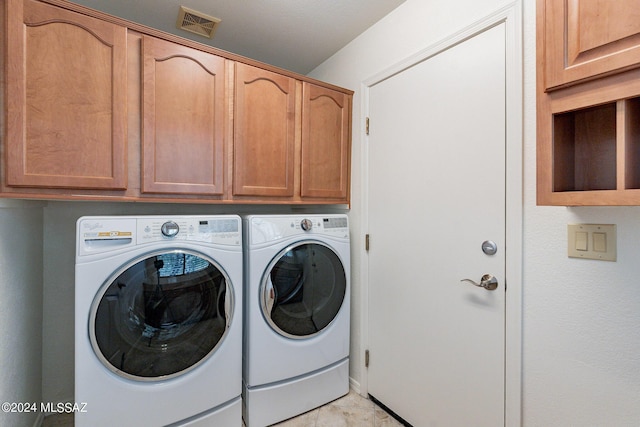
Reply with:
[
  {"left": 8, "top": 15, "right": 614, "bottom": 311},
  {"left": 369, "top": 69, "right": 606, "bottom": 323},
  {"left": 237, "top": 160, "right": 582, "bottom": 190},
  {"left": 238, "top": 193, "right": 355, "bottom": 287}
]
[
  {"left": 552, "top": 102, "right": 617, "bottom": 193},
  {"left": 623, "top": 98, "right": 640, "bottom": 190},
  {"left": 538, "top": 89, "right": 640, "bottom": 205}
]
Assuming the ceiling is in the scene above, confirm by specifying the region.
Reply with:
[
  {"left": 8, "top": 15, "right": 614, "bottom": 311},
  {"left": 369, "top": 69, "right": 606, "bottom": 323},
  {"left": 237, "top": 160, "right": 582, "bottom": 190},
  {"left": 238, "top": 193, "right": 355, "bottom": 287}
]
[{"left": 68, "top": 0, "right": 406, "bottom": 75}]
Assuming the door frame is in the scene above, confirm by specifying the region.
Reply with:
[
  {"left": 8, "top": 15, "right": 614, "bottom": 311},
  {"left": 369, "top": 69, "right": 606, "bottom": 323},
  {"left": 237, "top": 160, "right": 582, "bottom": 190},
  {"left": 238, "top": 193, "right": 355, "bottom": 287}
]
[{"left": 359, "top": 2, "right": 523, "bottom": 425}]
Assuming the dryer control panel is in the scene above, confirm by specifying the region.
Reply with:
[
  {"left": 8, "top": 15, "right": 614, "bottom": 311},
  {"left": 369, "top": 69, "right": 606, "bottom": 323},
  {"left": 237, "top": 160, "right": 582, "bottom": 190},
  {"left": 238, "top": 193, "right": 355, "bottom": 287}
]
[{"left": 248, "top": 215, "right": 349, "bottom": 245}]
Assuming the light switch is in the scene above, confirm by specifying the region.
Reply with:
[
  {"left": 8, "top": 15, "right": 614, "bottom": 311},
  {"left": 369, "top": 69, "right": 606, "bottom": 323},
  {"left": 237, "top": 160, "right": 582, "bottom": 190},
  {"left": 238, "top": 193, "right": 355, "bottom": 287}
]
[
  {"left": 593, "top": 232, "right": 606, "bottom": 252},
  {"left": 568, "top": 224, "right": 616, "bottom": 261},
  {"left": 575, "top": 231, "right": 588, "bottom": 251}
]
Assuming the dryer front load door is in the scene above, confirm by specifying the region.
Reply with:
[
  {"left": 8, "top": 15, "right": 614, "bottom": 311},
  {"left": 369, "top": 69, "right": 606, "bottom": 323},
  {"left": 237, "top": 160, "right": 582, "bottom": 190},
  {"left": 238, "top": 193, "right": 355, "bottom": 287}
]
[
  {"left": 89, "top": 249, "right": 233, "bottom": 381},
  {"left": 261, "top": 242, "right": 346, "bottom": 338}
]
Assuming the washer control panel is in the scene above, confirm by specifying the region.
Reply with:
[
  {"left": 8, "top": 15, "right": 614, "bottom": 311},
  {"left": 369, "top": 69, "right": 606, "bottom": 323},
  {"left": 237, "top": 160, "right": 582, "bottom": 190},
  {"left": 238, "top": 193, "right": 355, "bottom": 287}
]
[
  {"left": 78, "top": 216, "right": 241, "bottom": 256},
  {"left": 138, "top": 216, "right": 241, "bottom": 245}
]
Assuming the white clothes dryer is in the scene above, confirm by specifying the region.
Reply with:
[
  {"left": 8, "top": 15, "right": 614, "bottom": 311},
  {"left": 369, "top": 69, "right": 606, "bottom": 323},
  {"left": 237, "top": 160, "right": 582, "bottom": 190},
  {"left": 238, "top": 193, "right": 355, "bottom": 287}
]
[
  {"left": 242, "top": 214, "right": 350, "bottom": 427},
  {"left": 75, "top": 215, "right": 243, "bottom": 427}
]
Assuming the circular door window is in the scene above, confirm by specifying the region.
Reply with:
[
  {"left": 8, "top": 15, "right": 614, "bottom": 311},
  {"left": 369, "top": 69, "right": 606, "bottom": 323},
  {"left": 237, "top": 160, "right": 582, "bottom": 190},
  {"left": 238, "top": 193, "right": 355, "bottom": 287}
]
[
  {"left": 89, "top": 250, "right": 233, "bottom": 381},
  {"left": 261, "top": 242, "right": 346, "bottom": 338}
]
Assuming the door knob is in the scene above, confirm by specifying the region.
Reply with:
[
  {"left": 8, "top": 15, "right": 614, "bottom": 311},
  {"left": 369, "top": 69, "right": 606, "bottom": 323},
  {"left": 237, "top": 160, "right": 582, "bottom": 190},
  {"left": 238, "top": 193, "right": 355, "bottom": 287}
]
[
  {"left": 460, "top": 274, "right": 498, "bottom": 291},
  {"left": 481, "top": 240, "right": 498, "bottom": 255}
]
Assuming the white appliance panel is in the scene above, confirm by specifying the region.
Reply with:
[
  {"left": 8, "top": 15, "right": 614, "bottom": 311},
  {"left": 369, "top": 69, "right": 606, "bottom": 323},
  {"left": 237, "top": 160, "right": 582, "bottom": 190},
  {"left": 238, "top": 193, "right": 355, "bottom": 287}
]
[
  {"left": 242, "top": 214, "right": 350, "bottom": 427},
  {"left": 75, "top": 215, "right": 243, "bottom": 427}
]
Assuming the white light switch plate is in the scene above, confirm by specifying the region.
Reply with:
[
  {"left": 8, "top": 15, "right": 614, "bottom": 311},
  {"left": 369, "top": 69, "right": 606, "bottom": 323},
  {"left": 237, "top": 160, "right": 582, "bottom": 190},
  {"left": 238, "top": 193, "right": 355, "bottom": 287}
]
[{"left": 567, "top": 224, "right": 616, "bottom": 261}]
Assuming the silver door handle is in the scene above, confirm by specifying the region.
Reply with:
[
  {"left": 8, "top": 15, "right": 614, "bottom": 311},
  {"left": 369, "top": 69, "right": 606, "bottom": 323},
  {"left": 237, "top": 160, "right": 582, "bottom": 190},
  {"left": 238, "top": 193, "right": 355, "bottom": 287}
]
[{"left": 460, "top": 274, "right": 498, "bottom": 291}]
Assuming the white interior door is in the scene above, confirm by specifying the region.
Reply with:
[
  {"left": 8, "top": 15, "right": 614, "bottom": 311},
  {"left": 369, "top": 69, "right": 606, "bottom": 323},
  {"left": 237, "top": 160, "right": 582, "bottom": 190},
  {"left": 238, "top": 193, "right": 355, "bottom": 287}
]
[{"left": 367, "top": 23, "right": 506, "bottom": 426}]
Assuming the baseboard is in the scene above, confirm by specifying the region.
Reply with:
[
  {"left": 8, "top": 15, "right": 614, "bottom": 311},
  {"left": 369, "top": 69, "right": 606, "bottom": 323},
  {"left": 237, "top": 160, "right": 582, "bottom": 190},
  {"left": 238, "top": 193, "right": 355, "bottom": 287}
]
[
  {"left": 32, "top": 412, "right": 45, "bottom": 427},
  {"left": 349, "top": 377, "right": 361, "bottom": 395},
  {"left": 32, "top": 397, "right": 74, "bottom": 427},
  {"left": 35, "top": 395, "right": 75, "bottom": 425}
]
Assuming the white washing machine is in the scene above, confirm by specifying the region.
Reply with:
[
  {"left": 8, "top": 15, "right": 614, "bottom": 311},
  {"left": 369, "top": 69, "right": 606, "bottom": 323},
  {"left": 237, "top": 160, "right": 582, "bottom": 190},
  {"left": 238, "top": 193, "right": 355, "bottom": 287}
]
[
  {"left": 75, "top": 215, "right": 243, "bottom": 427},
  {"left": 242, "top": 214, "right": 350, "bottom": 427}
]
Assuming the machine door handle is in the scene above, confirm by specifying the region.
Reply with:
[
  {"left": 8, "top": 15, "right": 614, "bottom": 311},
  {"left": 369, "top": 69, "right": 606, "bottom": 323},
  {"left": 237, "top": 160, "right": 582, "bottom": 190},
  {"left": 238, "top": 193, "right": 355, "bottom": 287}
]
[{"left": 460, "top": 274, "right": 498, "bottom": 291}]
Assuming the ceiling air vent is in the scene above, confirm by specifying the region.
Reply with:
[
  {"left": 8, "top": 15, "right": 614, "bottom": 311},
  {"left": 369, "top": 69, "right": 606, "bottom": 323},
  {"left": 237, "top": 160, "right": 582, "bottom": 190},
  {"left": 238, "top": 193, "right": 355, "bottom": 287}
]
[{"left": 176, "top": 6, "right": 221, "bottom": 39}]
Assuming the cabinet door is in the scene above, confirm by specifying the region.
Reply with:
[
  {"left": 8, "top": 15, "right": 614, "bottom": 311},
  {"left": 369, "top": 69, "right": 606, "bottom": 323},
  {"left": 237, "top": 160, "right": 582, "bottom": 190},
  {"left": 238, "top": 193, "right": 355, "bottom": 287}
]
[
  {"left": 233, "top": 63, "right": 297, "bottom": 197},
  {"left": 543, "top": 0, "right": 640, "bottom": 90},
  {"left": 5, "top": 0, "right": 127, "bottom": 189},
  {"left": 301, "top": 83, "right": 351, "bottom": 201},
  {"left": 141, "top": 36, "right": 226, "bottom": 195}
]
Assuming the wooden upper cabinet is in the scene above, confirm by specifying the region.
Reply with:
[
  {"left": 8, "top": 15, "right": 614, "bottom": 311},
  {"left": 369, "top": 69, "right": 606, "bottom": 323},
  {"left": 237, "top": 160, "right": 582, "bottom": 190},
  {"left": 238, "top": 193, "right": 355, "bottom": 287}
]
[
  {"left": 2, "top": 0, "right": 352, "bottom": 204},
  {"left": 5, "top": 0, "right": 127, "bottom": 189},
  {"left": 233, "top": 63, "right": 297, "bottom": 197},
  {"left": 543, "top": 0, "right": 640, "bottom": 90},
  {"left": 141, "top": 36, "right": 226, "bottom": 195},
  {"left": 537, "top": 0, "right": 640, "bottom": 205},
  {"left": 301, "top": 83, "right": 351, "bottom": 200}
]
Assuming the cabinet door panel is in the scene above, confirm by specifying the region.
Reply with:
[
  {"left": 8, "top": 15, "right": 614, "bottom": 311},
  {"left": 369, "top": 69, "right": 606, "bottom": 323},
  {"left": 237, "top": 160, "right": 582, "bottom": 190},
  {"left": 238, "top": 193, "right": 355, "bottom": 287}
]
[
  {"left": 6, "top": 0, "right": 127, "bottom": 189},
  {"left": 142, "top": 36, "right": 226, "bottom": 195},
  {"left": 544, "top": 0, "right": 640, "bottom": 90},
  {"left": 233, "top": 63, "right": 296, "bottom": 197},
  {"left": 301, "top": 83, "right": 351, "bottom": 200}
]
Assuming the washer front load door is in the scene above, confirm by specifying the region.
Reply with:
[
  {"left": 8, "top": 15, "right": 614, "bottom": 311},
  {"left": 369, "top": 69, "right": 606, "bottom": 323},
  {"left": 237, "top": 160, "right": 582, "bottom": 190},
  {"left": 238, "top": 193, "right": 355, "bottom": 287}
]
[
  {"left": 90, "top": 249, "right": 233, "bottom": 381},
  {"left": 261, "top": 242, "right": 346, "bottom": 338}
]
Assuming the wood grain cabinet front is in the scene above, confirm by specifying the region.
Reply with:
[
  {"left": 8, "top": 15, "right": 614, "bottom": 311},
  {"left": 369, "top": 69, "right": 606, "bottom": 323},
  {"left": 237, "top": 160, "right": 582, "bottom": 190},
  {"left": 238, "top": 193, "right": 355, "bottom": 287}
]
[
  {"left": 5, "top": 0, "right": 127, "bottom": 189},
  {"left": 542, "top": 0, "right": 640, "bottom": 91},
  {"left": 232, "top": 62, "right": 297, "bottom": 198},
  {"left": 301, "top": 82, "right": 351, "bottom": 201},
  {"left": 232, "top": 64, "right": 352, "bottom": 204},
  {"left": 141, "top": 36, "right": 226, "bottom": 196}
]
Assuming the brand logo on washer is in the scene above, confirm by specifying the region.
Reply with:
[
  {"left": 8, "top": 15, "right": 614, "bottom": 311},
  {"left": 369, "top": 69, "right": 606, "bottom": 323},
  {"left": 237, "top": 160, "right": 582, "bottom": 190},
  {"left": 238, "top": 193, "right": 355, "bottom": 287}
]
[{"left": 83, "top": 222, "right": 104, "bottom": 231}]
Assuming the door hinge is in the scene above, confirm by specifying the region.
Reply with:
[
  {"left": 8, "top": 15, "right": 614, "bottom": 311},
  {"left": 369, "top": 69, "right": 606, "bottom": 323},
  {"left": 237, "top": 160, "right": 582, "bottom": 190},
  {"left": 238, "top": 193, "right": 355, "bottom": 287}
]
[
  {"left": 365, "top": 349, "right": 370, "bottom": 368},
  {"left": 365, "top": 234, "right": 370, "bottom": 251},
  {"left": 366, "top": 117, "right": 370, "bottom": 135}
]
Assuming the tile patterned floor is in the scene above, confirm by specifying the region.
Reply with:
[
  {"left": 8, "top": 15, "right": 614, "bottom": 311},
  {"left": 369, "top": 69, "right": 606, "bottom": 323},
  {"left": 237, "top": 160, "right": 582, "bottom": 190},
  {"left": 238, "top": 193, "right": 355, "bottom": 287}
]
[
  {"left": 41, "top": 390, "right": 404, "bottom": 427},
  {"left": 272, "top": 391, "right": 404, "bottom": 427}
]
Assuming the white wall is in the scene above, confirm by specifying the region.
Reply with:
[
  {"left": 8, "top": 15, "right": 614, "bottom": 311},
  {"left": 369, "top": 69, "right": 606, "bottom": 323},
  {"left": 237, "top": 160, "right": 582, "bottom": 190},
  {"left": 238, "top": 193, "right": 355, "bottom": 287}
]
[
  {"left": 309, "top": 0, "right": 640, "bottom": 425},
  {"left": 0, "top": 200, "right": 44, "bottom": 427}
]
